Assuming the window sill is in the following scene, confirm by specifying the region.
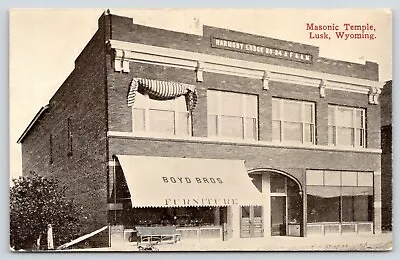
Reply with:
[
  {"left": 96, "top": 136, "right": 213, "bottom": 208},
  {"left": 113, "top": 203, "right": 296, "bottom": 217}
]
[{"left": 107, "top": 131, "right": 382, "bottom": 154}]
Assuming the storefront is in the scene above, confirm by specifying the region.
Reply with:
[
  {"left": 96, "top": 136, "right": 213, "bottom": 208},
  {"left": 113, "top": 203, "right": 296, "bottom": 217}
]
[{"left": 108, "top": 155, "right": 267, "bottom": 247}]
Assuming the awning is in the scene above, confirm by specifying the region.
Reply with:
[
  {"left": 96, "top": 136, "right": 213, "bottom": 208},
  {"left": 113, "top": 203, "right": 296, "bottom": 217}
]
[
  {"left": 307, "top": 186, "right": 373, "bottom": 198},
  {"left": 127, "top": 78, "right": 198, "bottom": 112},
  {"left": 116, "top": 155, "right": 266, "bottom": 208}
]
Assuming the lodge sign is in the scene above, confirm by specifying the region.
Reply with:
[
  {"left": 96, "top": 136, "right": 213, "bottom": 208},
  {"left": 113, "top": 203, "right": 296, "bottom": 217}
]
[{"left": 211, "top": 37, "right": 313, "bottom": 63}]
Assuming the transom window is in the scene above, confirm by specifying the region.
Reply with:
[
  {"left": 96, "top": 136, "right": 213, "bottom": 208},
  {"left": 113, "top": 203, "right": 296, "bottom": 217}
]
[
  {"left": 328, "top": 105, "right": 366, "bottom": 148},
  {"left": 132, "top": 93, "right": 191, "bottom": 136},
  {"left": 207, "top": 90, "right": 258, "bottom": 140},
  {"left": 272, "top": 98, "right": 315, "bottom": 144}
]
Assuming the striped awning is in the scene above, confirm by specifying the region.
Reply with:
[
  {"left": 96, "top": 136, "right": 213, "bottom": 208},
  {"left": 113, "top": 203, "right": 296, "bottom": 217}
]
[
  {"left": 127, "top": 78, "right": 198, "bottom": 112},
  {"left": 116, "top": 155, "right": 267, "bottom": 208}
]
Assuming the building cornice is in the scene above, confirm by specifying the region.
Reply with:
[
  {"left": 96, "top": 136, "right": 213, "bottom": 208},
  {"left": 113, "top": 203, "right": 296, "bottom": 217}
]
[{"left": 108, "top": 40, "right": 384, "bottom": 99}]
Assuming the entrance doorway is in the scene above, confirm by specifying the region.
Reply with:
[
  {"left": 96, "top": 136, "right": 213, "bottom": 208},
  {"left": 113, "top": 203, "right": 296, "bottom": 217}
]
[
  {"left": 271, "top": 196, "right": 286, "bottom": 236},
  {"left": 270, "top": 172, "right": 303, "bottom": 236},
  {"left": 246, "top": 169, "right": 303, "bottom": 237},
  {"left": 240, "top": 206, "right": 263, "bottom": 238}
]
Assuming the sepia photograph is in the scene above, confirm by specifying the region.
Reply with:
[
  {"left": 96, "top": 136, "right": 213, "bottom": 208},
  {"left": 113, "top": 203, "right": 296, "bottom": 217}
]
[{"left": 9, "top": 8, "right": 392, "bottom": 251}]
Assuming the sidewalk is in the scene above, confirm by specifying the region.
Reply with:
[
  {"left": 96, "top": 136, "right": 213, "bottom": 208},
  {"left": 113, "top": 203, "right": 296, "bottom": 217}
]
[{"left": 70, "top": 232, "right": 392, "bottom": 252}]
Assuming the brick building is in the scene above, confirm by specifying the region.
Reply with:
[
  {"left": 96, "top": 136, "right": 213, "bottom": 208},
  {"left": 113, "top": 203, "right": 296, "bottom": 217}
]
[
  {"left": 380, "top": 80, "right": 392, "bottom": 230},
  {"left": 17, "top": 11, "right": 384, "bottom": 248}
]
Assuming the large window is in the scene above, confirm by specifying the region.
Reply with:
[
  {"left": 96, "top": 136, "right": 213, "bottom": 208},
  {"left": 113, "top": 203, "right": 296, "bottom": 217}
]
[
  {"left": 132, "top": 93, "right": 191, "bottom": 136},
  {"left": 306, "top": 170, "right": 373, "bottom": 235},
  {"left": 272, "top": 98, "right": 315, "bottom": 144},
  {"left": 328, "top": 105, "right": 366, "bottom": 148},
  {"left": 207, "top": 90, "right": 258, "bottom": 140}
]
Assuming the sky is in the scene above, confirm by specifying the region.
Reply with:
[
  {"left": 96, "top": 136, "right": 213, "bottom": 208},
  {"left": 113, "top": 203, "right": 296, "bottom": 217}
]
[{"left": 9, "top": 8, "right": 392, "bottom": 182}]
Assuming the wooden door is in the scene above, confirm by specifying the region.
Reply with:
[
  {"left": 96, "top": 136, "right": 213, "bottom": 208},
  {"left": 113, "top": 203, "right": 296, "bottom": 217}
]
[{"left": 240, "top": 206, "right": 264, "bottom": 238}]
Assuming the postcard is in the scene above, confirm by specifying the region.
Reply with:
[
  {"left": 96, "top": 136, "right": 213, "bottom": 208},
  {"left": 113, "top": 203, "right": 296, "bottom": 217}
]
[{"left": 9, "top": 8, "right": 392, "bottom": 251}]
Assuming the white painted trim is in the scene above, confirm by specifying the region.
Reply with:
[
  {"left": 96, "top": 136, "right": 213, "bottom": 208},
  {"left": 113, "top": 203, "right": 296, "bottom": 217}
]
[
  {"left": 108, "top": 161, "right": 120, "bottom": 167},
  {"left": 107, "top": 131, "right": 382, "bottom": 154},
  {"left": 109, "top": 40, "right": 384, "bottom": 94},
  {"left": 374, "top": 171, "right": 382, "bottom": 176},
  {"left": 374, "top": 201, "right": 382, "bottom": 208}
]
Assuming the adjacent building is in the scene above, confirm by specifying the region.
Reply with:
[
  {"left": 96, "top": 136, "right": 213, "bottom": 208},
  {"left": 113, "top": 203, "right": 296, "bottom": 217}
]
[
  {"left": 17, "top": 11, "right": 384, "bottom": 248},
  {"left": 380, "top": 80, "right": 392, "bottom": 231}
]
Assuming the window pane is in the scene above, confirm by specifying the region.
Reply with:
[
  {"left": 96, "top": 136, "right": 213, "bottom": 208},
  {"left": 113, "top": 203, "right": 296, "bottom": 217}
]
[
  {"left": 249, "top": 174, "right": 262, "bottom": 193},
  {"left": 358, "top": 172, "right": 373, "bottom": 187},
  {"left": 283, "top": 122, "right": 302, "bottom": 142},
  {"left": 133, "top": 93, "right": 147, "bottom": 108},
  {"left": 178, "top": 112, "right": 190, "bottom": 136},
  {"left": 241, "top": 206, "right": 250, "bottom": 218},
  {"left": 337, "top": 127, "right": 353, "bottom": 146},
  {"left": 208, "top": 115, "right": 218, "bottom": 136},
  {"left": 337, "top": 107, "right": 353, "bottom": 127},
  {"left": 207, "top": 90, "right": 218, "bottom": 114},
  {"left": 324, "top": 171, "right": 340, "bottom": 186},
  {"left": 342, "top": 188, "right": 373, "bottom": 222},
  {"left": 245, "top": 95, "right": 258, "bottom": 118},
  {"left": 355, "top": 109, "right": 364, "bottom": 129},
  {"left": 220, "top": 115, "right": 243, "bottom": 138},
  {"left": 342, "top": 196, "right": 355, "bottom": 222},
  {"left": 307, "top": 186, "right": 340, "bottom": 223},
  {"left": 254, "top": 206, "right": 262, "bottom": 218},
  {"left": 283, "top": 101, "right": 302, "bottom": 122},
  {"left": 304, "top": 103, "right": 314, "bottom": 123},
  {"left": 133, "top": 108, "right": 145, "bottom": 132},
  {"left": 272, "top": 99, "right": 280, "bottom": 120},
  {"left": 304, "top": 124, "right": 314, "bottom": 143},
  {"left": 176, "top": 96, "right": 188, "bottom": 112},
  {"left": 306, "top": 170, "right": 324, "bottom": 185},
  {"left": 328, "top": 126, "right": 335, "bottom": 145},
  {"left": 328, "top": 106, "right": 335, "bottom": 125},
  {"left": 272, "top": 120, "right": 281, "bottom": 141},
  {"left": 148, "top": 98, "right": 175, "bottom": 110},
  {"left": 270, "top": 174, "right": 285, "bottom": 193},
  {"left": 354, "top": 195, "right": 373, "bottom": 222},
  {"left": 245, "top": 118, "right": 257, "bottom": 140},
  {"left": 355, "top": 128, "right": 364, "bottom": 147},
  {"left": 341, "top": 171, "right": 358, "bottom": 186},
  {"left": 149, "top": 110, "right": 174, "bottom": 134},
  {"left": 221, "top": 92, "right": 242, "bottom": 116}
]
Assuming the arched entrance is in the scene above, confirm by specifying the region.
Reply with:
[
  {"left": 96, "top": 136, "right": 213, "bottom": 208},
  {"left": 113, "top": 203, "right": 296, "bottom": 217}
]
[{"left": 245, "top": 169, "right": 304, "bottom": 237}]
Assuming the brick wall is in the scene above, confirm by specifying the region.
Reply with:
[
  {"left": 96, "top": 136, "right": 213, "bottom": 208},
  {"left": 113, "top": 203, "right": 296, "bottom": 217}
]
[
  {"left": 109, "top": 14, "right": 379, "bottom": 81},
  {"left": 380, "top": 81, "right": 392, "bottom": 229},
  {"left": 108, "top": 61, "right": 382, "bottom": 149},
  {"left": 20, "top": 14, "right": 110, "bottom": 248},
  {"left": 108, "top": 137, "right": 381, "bottom": 188}
]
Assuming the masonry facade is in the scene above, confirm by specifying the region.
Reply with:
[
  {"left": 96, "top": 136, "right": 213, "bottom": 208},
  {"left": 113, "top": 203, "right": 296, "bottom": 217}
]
[
  {"left": 18, "top": 12, "right": 383, "bottom": 248},
  {"left": 380, "top": 80, "right": 392, "bottom": 230}
]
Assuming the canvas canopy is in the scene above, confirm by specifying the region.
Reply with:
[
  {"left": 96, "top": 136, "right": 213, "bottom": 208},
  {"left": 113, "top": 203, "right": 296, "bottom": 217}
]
[{"left": 116, "top": 155, "right": 266, "bottom": 208}]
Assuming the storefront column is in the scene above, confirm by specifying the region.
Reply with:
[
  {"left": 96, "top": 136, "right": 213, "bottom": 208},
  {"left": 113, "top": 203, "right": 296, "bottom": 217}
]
[
  {"left": 374, "top": 171, "right": 382, "bottom": 234},
  {"left": 214, "top": 207, "right": 220, "bottom": 226},
  {"left": 262, "top": 173, "right": 271, "bottom": 236},
  {"left": 227, "top": 204, "right": 240, "bottom": 240}
]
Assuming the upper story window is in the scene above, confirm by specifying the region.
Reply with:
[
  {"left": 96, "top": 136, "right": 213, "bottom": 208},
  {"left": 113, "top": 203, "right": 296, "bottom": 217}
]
[
  {"left": 207, "top": 90, "right": 258, "bottom": 140},
  {"left": 328, "top": 105, "right": 366, "bottom": 148},
  {"left": 132, "top": 93, "right": 191, "bottom": 136},
  {"left": 272, "top": 98, "right": 315, "bottom": 144}
]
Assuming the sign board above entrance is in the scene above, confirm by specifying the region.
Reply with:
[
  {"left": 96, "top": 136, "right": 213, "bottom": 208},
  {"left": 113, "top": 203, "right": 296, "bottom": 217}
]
[{"left": 211, "top": 37, "right": 313, "bottom": 64}]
